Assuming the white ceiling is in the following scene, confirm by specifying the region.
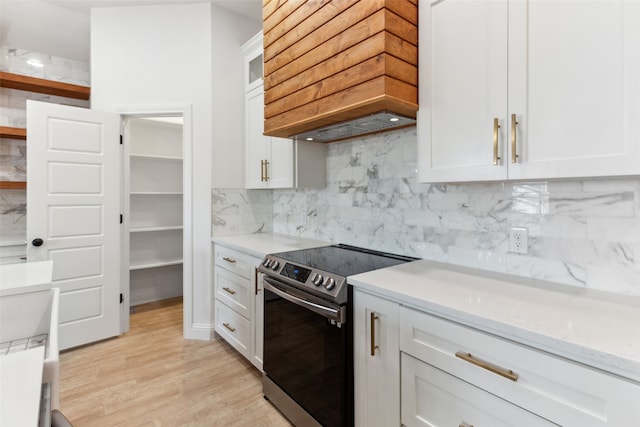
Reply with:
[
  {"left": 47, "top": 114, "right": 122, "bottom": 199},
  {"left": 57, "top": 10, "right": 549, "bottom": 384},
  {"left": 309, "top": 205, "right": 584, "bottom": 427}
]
[{"left": 0, "top": 0, "right": 262, "bottom": 63}]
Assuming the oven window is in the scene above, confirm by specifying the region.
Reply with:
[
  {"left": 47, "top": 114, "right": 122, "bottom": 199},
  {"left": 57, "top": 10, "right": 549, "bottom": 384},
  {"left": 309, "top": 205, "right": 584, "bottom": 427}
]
[{"left": 264, "top": 288, "right": 349, "bottom": 427}]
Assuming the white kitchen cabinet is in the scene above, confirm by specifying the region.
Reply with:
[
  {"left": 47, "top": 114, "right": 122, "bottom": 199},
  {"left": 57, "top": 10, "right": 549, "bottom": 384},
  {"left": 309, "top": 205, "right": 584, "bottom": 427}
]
[
  {"left": 399, "top": 305, "right": 640, "bottom": 427},
  {"left": 353, "top": 289, "right": 400, "bottom": 427},
  {"left": 213, "top": 243, "right": 263, "bottom": 369},
  {"left": 243, "top": 32, "right": 326, "bottom": 190},
  {"left": 126, "top": 118, "right": 183, "bottom": 306},
  {"left": 351, "top": 287, "right": 640, "bottom": 426},
  {"left": 401, "top": 353, "right": 555, "bottom": 427},
  {"left": 417, "top": 0, "right": 640, "bottom": 183}
]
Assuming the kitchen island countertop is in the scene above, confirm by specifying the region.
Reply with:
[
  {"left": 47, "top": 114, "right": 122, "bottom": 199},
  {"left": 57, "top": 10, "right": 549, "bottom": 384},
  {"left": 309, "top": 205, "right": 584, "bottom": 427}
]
[{"left": 349, "top": 258, "right": 640, "bottom": 383}]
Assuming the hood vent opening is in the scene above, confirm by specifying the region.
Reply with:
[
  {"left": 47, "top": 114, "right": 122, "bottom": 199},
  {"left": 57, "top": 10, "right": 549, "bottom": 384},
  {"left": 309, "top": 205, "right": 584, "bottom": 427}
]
[{"left": 293, "top": 111, "right": 416, "bottom": 143}]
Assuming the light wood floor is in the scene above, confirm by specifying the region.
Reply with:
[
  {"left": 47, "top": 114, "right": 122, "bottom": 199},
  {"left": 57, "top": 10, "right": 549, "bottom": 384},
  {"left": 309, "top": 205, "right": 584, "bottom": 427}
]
[{"left": 59, "top": 297, "right": 292, "bottom": 426}]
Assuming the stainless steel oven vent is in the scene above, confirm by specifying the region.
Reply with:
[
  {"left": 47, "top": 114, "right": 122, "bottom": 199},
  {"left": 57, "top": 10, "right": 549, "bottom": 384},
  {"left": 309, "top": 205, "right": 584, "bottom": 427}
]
[{"left": 292, "top": 111, "right": 416, "bottom": 143}]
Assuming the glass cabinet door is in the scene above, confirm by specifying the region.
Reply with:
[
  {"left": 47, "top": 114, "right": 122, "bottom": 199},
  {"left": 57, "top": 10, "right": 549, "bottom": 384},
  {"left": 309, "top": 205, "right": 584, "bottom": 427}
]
[{"left": 248, "top": 53, "right": 262, "bottom": 86}]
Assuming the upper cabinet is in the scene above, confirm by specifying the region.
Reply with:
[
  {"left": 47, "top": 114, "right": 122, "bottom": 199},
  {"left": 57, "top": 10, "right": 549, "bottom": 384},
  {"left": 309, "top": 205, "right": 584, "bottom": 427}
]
[
  {"left": 417, "top": 0, "right": 640, "bottom": 183},
  {"left": 243, "top": 32, "right": 326, "bottom": 190}
]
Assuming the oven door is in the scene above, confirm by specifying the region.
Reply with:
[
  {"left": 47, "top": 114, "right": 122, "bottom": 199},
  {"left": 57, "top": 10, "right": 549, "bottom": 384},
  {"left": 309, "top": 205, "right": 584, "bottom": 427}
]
[{"left": 263, "top": 275, "right": 352, "bottom": 427}]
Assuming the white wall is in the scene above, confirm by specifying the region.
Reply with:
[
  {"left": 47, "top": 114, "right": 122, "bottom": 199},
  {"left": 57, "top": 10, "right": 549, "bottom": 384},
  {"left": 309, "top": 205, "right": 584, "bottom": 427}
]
[
  {"left": 0, "top": 1, "right": 90, "bottom": 62},
  {"left": 211, "top": 7, "right": 261, "bottom": 189},
  {"left": 91, "top": 2, "right": 254, "bottom": 340}
]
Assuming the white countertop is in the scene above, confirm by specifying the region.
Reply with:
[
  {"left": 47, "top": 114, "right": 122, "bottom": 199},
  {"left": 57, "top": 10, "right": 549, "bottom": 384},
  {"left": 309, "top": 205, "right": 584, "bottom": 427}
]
[
  {"left": 212, "top": 233, "right": 329, "bottom": 258},
  {"left": 349, "top": 259, "right": 640, "bottom": 383},
  {"left": 0, "top": 261, "right": 53, "bottom": 297},
  {"left": 0, "top": 346, "right": 45, "bottom": 427}
]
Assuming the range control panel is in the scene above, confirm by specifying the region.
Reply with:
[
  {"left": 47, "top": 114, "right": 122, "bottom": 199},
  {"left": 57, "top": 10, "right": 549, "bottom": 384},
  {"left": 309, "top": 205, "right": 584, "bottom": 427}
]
[{"left": 258, "top": 255, "right": 347, "bottom": 304}]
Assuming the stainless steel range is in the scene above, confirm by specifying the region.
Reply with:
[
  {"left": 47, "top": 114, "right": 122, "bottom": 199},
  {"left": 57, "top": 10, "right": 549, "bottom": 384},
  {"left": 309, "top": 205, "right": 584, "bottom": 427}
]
[{"left": 258, "top": 244, "right": 416, "bottom": 427}]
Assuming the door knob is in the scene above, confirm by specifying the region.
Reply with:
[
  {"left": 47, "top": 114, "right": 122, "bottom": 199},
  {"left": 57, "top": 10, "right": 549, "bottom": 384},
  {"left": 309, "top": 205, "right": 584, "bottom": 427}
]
[{"left": 32, "top": 238, "right": 44, "bottom": 247}]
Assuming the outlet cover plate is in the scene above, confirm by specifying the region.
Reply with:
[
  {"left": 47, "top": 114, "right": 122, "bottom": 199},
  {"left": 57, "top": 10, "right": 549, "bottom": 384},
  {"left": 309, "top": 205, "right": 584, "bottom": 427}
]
[{"left": 509, "top": 227, "right": 528, "bottom": 254}]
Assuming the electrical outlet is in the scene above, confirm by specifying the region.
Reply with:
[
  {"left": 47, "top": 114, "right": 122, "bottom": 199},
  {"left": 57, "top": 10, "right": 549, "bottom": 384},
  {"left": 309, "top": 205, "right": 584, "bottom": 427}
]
[{"left": 509, "top": 227, "right": 528, "bottom": 254}]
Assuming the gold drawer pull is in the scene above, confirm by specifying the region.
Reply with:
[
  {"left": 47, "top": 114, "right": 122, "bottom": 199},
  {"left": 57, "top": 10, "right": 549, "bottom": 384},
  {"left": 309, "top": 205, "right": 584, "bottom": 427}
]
[
  {"left": 370, "top": 312, "right": 379, "bottom": 356},
  {"left": 222, "top": 287, "right": 236, "bottom": 295},
  {"left": 459, "top": 423, "right": 474, "bottom": 427},
  {"left": 511, "top": 113, "right": 519, "bottom": 163},
  {"left": 222, "top": 257, "right": 236, "bottom": 264},
  {"left": 455, "top": 351, "right": 518, "bottom": 382},
  {"left": 493, "top": 118, "right": 501, "bottom": 165},
  {"left": 223, "top": 323, "right": 236, "bottom": 333}
]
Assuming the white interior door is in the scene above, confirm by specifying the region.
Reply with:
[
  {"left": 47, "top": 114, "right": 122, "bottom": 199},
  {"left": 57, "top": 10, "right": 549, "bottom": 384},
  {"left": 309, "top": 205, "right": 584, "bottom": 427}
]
[{"left": 26, "top": 100, "right": 121, "bottom": 350}]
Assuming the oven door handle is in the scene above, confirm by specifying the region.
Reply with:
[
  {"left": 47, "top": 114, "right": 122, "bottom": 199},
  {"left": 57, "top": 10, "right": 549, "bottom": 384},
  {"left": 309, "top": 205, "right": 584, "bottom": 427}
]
[{"left": 263, "top": 277, "right": 345, "bottom": 323}]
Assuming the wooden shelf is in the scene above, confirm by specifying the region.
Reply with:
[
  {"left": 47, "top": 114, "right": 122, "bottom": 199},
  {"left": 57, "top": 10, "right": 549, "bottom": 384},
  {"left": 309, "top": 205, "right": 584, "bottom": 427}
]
[
  {"left": 0, "top": 181, "right": 26, "bottom": 189},
  {"left": 0, "top": 126, "right": 27, "bottom": 140},
  {"left": 0, "top": 71, "right": 90, "bottom": 100}
]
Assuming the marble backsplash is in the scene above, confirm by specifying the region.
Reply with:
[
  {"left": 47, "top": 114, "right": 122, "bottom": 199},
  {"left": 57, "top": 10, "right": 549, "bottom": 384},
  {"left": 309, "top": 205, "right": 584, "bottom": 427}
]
[
  {"left": 0, "top": 47, "right": 89, "bottom": 245},
  {"left": 212, "top": 127, "right": 640, "bottom": 296},
  {"left": 0, "top": 189, "right": 26, "bottom": 244},
  {"left": 211, "top": 189, "right": 273, "bottom": 237}
]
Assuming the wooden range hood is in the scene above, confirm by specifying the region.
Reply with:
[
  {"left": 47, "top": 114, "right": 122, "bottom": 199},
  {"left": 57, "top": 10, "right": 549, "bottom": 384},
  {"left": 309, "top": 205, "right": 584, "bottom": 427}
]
[{"left": 263, "top": 0, "right": 418, "bottom": 143}]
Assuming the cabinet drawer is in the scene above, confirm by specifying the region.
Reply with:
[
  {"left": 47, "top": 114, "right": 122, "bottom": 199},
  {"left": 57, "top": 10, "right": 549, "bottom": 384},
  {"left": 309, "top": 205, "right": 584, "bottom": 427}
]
[
  {"left": 399, "top": 306, "right": 640, "bottom": 426},
  {"left": 401, "top": 352, "right": 556, "bottom": 427},
  {"left": 215, "top": 301, "right": 250, "bottom": 358},
  {"left": 215, "top": 267, "right": 250, "bottom": 319},
  {"left": 214, "top": 245, "right": 253, "bottom": 279}
]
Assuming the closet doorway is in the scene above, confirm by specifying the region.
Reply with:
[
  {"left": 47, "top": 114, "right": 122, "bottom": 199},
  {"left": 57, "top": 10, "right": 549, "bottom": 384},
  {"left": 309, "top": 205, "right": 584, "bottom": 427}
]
[{"left": 122, "top": 114, "right": 188, "bottom": 334}]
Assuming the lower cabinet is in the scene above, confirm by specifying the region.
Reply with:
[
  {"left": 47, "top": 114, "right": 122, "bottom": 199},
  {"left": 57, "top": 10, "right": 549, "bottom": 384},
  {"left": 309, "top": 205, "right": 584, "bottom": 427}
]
[
  {"left": 353, "top": 289, "right": 400, "bottom": 427},
  {"left": 213, "top": 243, "right": 263, "bottom": 370},
  {"left": 354, "top": 289, "right": 640, "bottom": 427},
  {"left": 215, "top": 301, "right": 250, "bottom": 357},
  {"left": 399, "top": 306, "right": 640, "bottom": 427},
  {"left": 401, "top": 353, "right": 555, "bottom": 427}
]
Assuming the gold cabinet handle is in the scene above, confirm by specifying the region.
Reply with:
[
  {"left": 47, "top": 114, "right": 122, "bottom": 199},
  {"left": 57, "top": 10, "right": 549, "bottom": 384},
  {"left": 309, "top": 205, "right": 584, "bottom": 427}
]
[
  {"left": 223, "top": 323, "right": 236, "bottom": 333},
  {"left": 370, "top": 312, "right": 379, "bottom": 356},
  {"left": 459, "top": 424, "right": 474, "bottom": 427},
  {"left": 511, "top": 113, "right": 519, "bottom": 163},
  {"left": 264, "top": 159, "right": 270, "bottom": 181},
  {"left": 455, "top": 351, "right": 518, "bottom": 382},
  {"left": 260, "top": 160, "right": 266, "bottom": 182},
  {"left": 493, "top": 118, "right": 501, "bottom": 165},
  {"left": 222, "top": 287, "right": 236, "bottom": 295},
  {"left": 222, "top": 257, "right": 236, "bottom": 264}
]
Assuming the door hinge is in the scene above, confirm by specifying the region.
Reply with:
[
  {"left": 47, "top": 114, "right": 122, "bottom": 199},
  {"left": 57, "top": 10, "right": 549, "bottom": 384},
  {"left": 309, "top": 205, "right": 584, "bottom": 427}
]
[
  {"left": 120, "top": 293, "right": 124, "bottom": 304},
  {"left": 120, "top": 214, "right": 123, "bottom": 224},
  {"left": 120, "top": 135, "right": 123, "bottom": 145}
]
